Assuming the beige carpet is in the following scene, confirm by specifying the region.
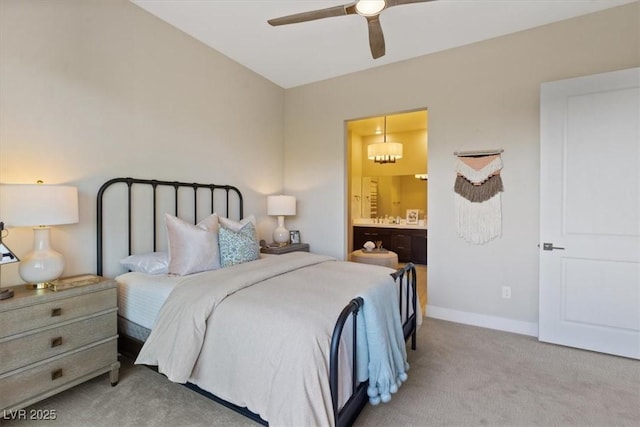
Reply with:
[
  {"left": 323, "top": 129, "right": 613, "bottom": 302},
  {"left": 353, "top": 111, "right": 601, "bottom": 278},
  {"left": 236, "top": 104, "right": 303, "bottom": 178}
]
[{"left": 4, "top": 318, "right": 638, "bottom": 427}]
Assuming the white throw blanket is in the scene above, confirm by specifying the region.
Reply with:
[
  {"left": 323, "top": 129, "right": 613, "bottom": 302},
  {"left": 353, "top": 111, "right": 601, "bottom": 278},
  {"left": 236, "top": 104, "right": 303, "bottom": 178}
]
[{"left": 136, "top": 252, "right": 409, "bottom": 426}]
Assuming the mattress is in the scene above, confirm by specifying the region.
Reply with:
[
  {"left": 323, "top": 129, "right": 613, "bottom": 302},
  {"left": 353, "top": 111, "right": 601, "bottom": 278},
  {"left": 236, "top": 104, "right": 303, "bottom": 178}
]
[
  {"left": 116, "top": 272, "right": 179, "bottom": 331},
  {"left": 116, "top": 253, "right": 277, "bottom": 332}
]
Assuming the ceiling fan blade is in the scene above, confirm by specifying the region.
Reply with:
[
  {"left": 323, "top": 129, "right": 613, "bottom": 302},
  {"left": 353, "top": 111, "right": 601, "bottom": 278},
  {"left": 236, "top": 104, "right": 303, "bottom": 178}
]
[
  {"left": 386, "top": 0, "right": 436, "bottom": 8},
  {"left": 268, "top": 4, "right": 355, "bottom": 26},
  {"left": 366, "top": 16, "right": 385, "bottom": 59}
]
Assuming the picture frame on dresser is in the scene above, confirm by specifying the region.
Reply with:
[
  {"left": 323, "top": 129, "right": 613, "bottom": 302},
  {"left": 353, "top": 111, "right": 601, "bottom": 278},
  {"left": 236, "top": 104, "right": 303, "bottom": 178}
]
[{"left": 289, "top": 230, "right": 301, "bottom": 244}]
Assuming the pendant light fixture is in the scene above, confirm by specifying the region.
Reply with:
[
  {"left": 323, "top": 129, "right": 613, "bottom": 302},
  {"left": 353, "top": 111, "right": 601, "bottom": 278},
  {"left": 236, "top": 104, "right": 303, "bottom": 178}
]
[{"left": 367, "top": 116, "right": 403, "bottom": 164}]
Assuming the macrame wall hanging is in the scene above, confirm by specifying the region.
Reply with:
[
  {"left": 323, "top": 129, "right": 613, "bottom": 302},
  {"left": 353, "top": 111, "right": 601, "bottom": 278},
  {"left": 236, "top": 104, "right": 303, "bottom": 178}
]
[{"left": 453, "top": 149, "right": 504, "bottom": 244}]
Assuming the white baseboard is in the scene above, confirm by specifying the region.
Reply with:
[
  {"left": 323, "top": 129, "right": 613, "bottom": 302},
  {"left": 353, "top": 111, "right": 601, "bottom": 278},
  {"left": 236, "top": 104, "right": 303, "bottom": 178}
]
[{"left": 425, "top": 305, "right": 538, "bottom": 337}]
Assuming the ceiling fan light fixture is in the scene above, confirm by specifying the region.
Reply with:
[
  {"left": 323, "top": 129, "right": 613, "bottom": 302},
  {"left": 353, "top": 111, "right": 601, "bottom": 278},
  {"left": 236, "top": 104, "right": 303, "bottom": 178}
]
[
  {"left": 268, "top": 1, "right": 434, "bottom": 59},
  {"left": 355, "top": 0, "right": 387, "bottom": 16}
]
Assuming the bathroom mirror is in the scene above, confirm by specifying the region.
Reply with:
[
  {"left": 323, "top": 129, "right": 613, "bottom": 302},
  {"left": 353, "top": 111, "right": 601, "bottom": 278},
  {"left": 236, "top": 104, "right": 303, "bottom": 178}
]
[{"left": 360, "top": 175, "right": 427, "bottom": 220}]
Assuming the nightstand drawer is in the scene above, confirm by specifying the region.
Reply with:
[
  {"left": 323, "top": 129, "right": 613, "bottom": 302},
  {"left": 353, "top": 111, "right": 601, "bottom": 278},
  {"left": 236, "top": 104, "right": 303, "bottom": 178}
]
[
  {"left": 0, "top": 339, "right": 117, "bottom": 410},
  {"left": 0, "top": 288, "right": 116, "bottom": 338},
  {"left": 0, "top": 311, "right": 117, "bottom": 374}
]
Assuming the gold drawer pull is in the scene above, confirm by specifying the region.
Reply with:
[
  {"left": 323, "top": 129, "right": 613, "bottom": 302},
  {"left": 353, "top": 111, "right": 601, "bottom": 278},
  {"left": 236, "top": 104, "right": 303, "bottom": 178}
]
[
  {"left": 51, "top": 336, "right": 63, "bottom": 347},
  {"left": 51, "top": 368, "right": 63, "bottom": 380},
  {"left": 51, "top": 308, "right": 62, "bottom": 317}
]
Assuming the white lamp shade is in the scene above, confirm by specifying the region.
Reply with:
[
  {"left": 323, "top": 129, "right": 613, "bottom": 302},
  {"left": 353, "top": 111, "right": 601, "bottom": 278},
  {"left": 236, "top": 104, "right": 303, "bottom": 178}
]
[
  {"left": 367, "top": 142, "right": 403, "bottom": 161},
  {"left": 0, "top": 184, "right": 79, "bottom": 226},
  {"left": 267, "top": 195, "right": 296, "bottom": 216}
]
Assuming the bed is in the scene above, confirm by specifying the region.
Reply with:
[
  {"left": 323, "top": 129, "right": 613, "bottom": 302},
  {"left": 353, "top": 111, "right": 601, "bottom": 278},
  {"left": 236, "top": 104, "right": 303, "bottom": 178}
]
[{"left": 96, "top": 177, "right": 417, "bottom": 427}]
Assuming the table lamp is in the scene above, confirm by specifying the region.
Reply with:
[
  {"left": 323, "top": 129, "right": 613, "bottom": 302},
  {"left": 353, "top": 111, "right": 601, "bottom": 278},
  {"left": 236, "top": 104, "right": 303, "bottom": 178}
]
[
  {"left": 267, "top": 195, "right": 296, "bottom": 245},
  {"left": 0, "top": 183, "right": 79, "bottom": 288}
]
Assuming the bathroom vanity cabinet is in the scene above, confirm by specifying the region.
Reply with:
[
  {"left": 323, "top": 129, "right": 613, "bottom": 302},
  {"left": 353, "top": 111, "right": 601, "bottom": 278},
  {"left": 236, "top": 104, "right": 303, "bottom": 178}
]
[{"left": 353, "top": 225, "right": 427, "bottom": 264}]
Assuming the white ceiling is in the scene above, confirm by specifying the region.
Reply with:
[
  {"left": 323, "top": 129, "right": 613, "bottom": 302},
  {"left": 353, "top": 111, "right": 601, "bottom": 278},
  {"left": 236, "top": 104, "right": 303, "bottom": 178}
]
[{"left": 131, "top": 0, "right": 635, "bottom": 89}]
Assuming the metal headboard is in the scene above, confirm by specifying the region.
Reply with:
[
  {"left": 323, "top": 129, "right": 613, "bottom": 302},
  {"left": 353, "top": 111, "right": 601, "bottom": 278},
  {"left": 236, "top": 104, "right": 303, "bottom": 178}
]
[{"left": 96, "top": 177, "right": 243, "bottom": 276}]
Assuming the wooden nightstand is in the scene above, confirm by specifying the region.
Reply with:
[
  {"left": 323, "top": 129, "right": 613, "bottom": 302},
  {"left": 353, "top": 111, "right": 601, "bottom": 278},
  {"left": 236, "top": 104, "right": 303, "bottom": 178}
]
[
  {"left": 261, "top": 243, "right": 310, "bottom": 255},
  {"left": 0, "top": 276, "right": 120, "bottom": 412}
]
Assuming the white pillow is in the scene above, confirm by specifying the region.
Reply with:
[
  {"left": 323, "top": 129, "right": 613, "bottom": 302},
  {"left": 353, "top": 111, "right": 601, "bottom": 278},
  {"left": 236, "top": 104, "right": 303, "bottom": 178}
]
[
  {"left": 120, "top": 252, "right": 169, "bottom": 275},
  {"left": 218, "top": 214, "right": 256, "bottom": 232},
  {"left": 166, "top": 213, "right": 221, "bottom": 276}
]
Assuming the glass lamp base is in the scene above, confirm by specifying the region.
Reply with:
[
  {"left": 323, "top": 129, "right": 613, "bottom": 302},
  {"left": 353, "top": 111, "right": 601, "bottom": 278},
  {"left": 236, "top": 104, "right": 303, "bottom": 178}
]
[
  {"left": 273, "top": 226, "right": 290, "bottom": 245},
  {"left": 19, "top": 227, "right": 64, "bottom": 287},
  {"left": 272, "top": 215, "right": 290, "bottom": 246}
]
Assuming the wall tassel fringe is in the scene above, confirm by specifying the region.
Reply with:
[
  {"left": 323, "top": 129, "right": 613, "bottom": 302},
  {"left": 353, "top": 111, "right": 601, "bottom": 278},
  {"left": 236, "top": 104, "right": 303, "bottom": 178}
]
[{"left": 454, "top": 174, "right": 503, "bottom": 203}]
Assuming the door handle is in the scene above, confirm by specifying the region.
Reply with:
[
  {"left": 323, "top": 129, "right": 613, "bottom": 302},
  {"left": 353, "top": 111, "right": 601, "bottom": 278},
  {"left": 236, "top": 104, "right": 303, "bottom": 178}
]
[{"left": 542, "top": 243, "right": 565, "bottom": 251}]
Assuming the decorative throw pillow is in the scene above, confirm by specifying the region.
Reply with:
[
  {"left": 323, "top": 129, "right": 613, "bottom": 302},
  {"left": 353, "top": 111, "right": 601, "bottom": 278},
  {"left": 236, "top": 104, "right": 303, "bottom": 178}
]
[
  {"left": 165, "top": 213, "right": 221, "bottom": 276},
  {"left": 120, "top": 251, "right": 169, "bottom": 275},
  {"left": 219, "top": 220, "right": 260, "bottom": 267},
  {"left": 218, "top": 214, "right": 256, "bottom": 232}
]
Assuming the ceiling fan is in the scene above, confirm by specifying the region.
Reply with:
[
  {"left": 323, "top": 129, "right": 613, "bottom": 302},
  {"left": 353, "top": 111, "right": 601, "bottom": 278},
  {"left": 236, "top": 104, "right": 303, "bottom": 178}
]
[{"left": 268, "top": 0, "right": 436, "bottom": 59}]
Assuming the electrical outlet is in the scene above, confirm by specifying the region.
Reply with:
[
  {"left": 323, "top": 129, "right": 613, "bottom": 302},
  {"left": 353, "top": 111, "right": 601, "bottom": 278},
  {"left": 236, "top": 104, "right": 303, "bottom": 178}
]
[{"left": 501, "top": 286, "right": 511, "bottom": 299}]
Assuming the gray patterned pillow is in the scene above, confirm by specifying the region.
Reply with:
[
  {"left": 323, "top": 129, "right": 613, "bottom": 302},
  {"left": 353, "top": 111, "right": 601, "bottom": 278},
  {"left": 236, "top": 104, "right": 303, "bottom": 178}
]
[{"left": 219, "top": 221, "right": 260, "bottom": 267}]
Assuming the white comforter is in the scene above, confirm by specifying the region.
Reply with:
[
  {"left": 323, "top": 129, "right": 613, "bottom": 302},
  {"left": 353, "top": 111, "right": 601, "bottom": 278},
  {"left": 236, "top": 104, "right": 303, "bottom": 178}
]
[{"left": 136, "top": 252, "right": 408, "bottom": 427}]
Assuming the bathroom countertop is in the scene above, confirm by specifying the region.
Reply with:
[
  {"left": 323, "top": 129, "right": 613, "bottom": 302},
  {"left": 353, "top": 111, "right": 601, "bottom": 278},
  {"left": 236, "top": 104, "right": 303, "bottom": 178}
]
[{"left": 352, "top": 222, "right": 427, "bottom": 230}]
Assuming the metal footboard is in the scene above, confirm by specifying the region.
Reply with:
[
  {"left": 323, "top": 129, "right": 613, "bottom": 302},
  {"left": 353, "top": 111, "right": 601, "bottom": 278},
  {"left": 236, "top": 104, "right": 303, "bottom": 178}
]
[{"left": 330, "top": 263, "right": 418, "bottom": 427}]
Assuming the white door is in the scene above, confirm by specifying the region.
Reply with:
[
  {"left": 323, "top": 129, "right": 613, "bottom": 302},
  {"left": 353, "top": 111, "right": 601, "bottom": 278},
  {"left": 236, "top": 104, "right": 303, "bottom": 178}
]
[{"left": 539, "top": 68, "right": 640, "bottom": 359}]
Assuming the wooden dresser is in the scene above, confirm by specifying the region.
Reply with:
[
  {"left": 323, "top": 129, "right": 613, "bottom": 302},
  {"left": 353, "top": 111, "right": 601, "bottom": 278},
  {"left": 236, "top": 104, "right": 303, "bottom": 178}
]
[{"left": 0, "top": 278, "right": 119, "bottom": 412}]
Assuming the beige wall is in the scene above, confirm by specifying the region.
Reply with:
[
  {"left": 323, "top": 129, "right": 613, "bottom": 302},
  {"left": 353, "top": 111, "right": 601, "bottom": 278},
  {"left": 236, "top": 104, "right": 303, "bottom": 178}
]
[
  {"left": 1, "top": 0, "right": 638, "bottom": 334},
  {"left": 0, "top": 0, "right": 284, "bottom": 283},
  {"left": 283, "top": 3, "right": 639, "bottom": 332}
]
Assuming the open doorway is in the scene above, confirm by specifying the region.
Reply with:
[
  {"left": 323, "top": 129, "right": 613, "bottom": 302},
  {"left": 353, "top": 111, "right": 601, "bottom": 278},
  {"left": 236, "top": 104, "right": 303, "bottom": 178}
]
[{"left": 346, "top": 109, "right": 428, "bottom": 310}]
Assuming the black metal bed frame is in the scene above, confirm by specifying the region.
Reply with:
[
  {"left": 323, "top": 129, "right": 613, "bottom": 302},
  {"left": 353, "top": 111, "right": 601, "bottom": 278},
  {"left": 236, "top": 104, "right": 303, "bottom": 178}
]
[
  {"left": 97, "top": 177, "right": 243, "bottom": 276},
  {"left": 96, "top": 177, "right": 417, "bottom": 427}
]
